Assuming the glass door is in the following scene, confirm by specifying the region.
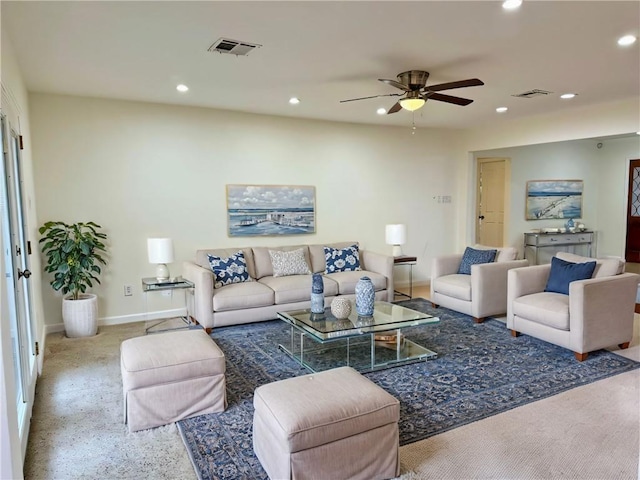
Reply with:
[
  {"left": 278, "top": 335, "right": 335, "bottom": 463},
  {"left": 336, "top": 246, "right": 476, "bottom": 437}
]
[{"left": 0, "top": 113, "right": 36, "bottom": 449}]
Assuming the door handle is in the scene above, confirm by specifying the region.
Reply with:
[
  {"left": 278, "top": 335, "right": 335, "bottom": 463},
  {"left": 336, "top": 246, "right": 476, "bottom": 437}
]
[
  {"left": 478, "top": 215, "right": 485, "bottom": 220},
  {"left": 18, "top": 268, "right": 31, "bottom": 279}
]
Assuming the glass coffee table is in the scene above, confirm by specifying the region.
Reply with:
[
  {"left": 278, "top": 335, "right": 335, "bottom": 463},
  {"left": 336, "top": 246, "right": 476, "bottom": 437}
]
[{"left": 277, "top": 301, "right": 440, "bottom": 372}]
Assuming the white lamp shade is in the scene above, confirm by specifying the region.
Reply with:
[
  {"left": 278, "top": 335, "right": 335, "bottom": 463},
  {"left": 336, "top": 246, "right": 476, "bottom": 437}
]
[
  {"left": 147, "top": 238, "right": 174, "bottom": 264},
  {"left": 385, "top": 224, "right": 407, "bottom": 246}
]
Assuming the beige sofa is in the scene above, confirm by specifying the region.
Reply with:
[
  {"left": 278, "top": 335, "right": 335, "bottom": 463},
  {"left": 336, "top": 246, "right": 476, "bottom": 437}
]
[
  {"left": 183, "top": 242, "right": 394, "bottom": 330},
  {"left": 507, "top": 252, "right": 638, "bottom": 361}
]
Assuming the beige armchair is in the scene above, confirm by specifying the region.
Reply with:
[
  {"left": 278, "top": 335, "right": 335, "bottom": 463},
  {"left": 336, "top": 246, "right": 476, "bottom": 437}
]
[
  {"left": 430, "top": 246, "right": 528, "bottom": 323},
  {"left": 507, "top": 252, "right": 639, "bottom": 361}
]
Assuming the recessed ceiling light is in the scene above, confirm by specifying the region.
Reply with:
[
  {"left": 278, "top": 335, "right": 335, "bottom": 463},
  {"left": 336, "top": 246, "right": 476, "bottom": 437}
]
[
  {"left": 496, "top": 107, "right": 508, "bottom": 113},
  {"left": 618, "top": 35, "right": 637, "bottom": 46},
  {"left": 560, "top": 93, "right": 576, "bottom": 99},
  {"left": 289, "top": 97, "right": 300, "bottom": 105},
  {"left": 376, "top": 108, "right": 387, "bottom": 115},
  {"left": 176, "top": 84, "right": 189, "bottom": 92},
  {"left": 637, "top": 131, "right": 640, "bottom": 135},
  {"left": 502, "top": 0, "right": 522, "bottom": 10}
]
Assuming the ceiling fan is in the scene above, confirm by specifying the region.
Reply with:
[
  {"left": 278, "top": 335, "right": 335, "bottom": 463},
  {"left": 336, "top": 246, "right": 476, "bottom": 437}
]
[{"left": 340, "top": 70, "right": 484, "bottom": 114}]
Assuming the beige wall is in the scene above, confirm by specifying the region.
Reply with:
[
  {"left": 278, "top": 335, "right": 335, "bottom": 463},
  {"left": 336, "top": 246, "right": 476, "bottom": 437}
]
[
  {"left": 29, "top": 93, "right": 463, "bottom": 326},
  {"left": 475, "top": 136, "right": 640, "bottom": 259},
  {"left": 29, "top": 93, "right": 640, "bottom": 328}
]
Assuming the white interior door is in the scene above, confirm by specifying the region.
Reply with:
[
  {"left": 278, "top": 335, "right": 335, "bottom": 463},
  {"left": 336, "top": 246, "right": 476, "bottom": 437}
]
[
  {"left": 0, "top": 113, "right": 37, "bottom": 456},
  {"left": 476, "top": 158, "right": 509, "bottom": 246}
]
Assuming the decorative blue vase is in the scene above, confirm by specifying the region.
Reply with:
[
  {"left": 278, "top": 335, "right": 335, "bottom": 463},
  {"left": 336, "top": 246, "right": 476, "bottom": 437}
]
[
  {"left": 310, "top": 273, "right": 324, "bottom": 314},
  {"left": 355, "top": 276, "right": 375, "bottom": 316}
]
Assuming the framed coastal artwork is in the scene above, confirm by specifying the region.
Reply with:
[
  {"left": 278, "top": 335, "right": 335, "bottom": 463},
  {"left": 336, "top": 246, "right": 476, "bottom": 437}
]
[
  {"left": 226, "top": 184, "right": 316, "bottom": 237},
  {"left": 526, "top": 180, "right": 583, "bottom": 220}
]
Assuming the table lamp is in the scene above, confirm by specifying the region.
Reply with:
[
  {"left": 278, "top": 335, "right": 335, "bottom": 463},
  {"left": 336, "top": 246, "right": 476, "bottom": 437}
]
[
  {"left": 147, "top": 238, "right": 174, "bottom": 281},
  {"left": 385, "top": 224, "right": 406, "bottom": 257}
]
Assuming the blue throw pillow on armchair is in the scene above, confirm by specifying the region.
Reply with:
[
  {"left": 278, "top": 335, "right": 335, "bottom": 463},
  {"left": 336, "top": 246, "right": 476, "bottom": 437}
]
[
  {"left": 457, "top": 247, "right": 497, "bottom": 275},
  {"left": 544, "top": 256, "right": 597, "bottom": 295}
]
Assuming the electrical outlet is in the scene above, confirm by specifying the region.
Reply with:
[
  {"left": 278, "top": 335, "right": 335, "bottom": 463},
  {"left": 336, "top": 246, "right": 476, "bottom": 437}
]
[{"left": 124, "top": 285, "right": 133, "bottom": 296}]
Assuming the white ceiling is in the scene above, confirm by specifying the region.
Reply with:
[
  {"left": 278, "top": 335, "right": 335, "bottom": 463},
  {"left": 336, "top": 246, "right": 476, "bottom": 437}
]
[{"left": 3, "top": 1, "right": 639, "bottom": 130}]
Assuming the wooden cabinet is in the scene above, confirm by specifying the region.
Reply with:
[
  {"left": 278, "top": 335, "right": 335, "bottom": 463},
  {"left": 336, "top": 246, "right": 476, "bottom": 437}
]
[{"left": 524, "top": 231, "right": 595, "bottom": 265}]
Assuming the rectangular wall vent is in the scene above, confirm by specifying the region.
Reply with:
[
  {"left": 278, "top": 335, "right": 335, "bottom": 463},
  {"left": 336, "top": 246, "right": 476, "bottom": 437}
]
[
  {"left": 512, "top": 89, "right": 554, "bottom": 98},
  {"left": 208, "top": 38, "right": 262, "bottom": 56}
]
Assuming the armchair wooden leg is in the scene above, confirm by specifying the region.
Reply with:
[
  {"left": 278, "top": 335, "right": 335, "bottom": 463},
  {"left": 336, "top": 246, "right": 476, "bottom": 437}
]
[
  {"left": 431, "top": 302, "right": 439, "bottom": 308},
  {"left": 510, "top": 330, "right": 520, "bottom": 337},
  {"left": 473, "top": 317, "right": 485, "bottom": 323},
  {"left": 618, "top": 342, "right": 631, "bottom": 349},
  {"left": 574, "top": 352, "right": 588, "bottom": 362}
]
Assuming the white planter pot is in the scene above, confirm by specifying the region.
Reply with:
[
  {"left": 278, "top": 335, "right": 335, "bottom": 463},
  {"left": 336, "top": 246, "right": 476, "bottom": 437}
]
[{"left": 62, "top": 294, "right": 98, "bottom": 338}]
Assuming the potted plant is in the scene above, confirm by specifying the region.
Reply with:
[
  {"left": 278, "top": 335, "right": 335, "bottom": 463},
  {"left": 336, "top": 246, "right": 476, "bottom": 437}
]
[{"left": 39, "top": 221, "right": 108, "bottom": 337}]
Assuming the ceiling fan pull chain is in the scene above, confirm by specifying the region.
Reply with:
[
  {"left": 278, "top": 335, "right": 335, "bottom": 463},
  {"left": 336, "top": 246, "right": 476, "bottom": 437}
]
[{"left": 412, "top": 112, "right": 416, "bottom": 135}]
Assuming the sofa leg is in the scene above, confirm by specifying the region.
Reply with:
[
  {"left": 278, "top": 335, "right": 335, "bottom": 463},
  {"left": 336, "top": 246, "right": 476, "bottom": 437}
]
[
  {"left": 574, "top": 352, "right": 588, "bottom": 362},
  {"left": 473, "top": 317, "right": 485, "bottom": 323},
  {"left": 205, "top": 327, "right": 212, "bottom": 335},
  {"left": 510, "top": 330, "right": 520, "bottom": 337},
  {"left": 618, "top": 342, "right": 631, "bottom": 349},
  {"left": 431, "top": 302, "right": 439, "bottom": 308}
]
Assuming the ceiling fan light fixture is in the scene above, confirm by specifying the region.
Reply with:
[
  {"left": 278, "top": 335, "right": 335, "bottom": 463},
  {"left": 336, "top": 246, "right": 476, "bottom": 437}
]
[{"left": 399, "top": 98, "right": 425, "bottom": 112}]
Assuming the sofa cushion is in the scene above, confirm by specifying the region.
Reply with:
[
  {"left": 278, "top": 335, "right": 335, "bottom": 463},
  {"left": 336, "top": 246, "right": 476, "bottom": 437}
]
[
  {"left": 432, "top": 274, "right": 472, "bottom": 302},
  {"left": 308, "top": 241, "right": 359, "bottom": 273},
  {"left": 207, "top": 251, "right": 252, "bottom": 289},
  {"left": 324, "top": 244, "right": 361, "bottom": 273},
  {"left": 259, "top": 275, "right": 339, "bottom": 304},
  {"left": 269, "top": 248, "right": 312, "bottom": 277},
  {"left": 544, "top": 256, "right": 596, "bottom": 295},
  {"left": 555, "top": 252, "right": 624, "bottom": 278},
  {"left": 197, "top": 248, "right": 256, "bottom": 279},
  {"left": 457, "top": 247, "right": 497, "bottom": 275},
  {"left": 472, "top": 244, "right": 518, "bottom": 262},
  {"left": 513, "top": 292, "right": 570, "bottom": 330},
  {"left": 213, "top": 281, "right": 274, "bottom": 311},
  {"left": 326, "top": 271, "right": 386, "bottom": 295},
  {"left": 253, "top": 246, "right": 311, "bottom": 279}
]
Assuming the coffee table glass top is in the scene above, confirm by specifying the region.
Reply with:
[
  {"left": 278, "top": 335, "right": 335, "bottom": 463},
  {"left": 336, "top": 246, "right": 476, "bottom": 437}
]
[{"left": 277, "top": 301, "right": 439, "bottom": 341}]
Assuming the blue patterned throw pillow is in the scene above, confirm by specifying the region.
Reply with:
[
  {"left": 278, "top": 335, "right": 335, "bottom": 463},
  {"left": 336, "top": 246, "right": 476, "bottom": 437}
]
[
  {"left": 457, "top": 247, "right": 497, "bottom": 275},
  {"left": 544, "top": 256, "right": 596, "bottom": 295},
  {"left": 207, "top": 251, "right": 251, "bottom": 289},
  {"left": 324, "top": 245, "right": 361, "bottom": 273}
]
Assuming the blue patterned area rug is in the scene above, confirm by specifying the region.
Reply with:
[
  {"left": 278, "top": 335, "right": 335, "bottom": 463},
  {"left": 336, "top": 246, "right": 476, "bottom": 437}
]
[{"left": 177, "top": 298, "right": 639, "bottom": 480}]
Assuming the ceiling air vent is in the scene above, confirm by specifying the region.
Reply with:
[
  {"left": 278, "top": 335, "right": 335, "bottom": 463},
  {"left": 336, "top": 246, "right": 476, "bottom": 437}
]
[
  {"left": 512, "top": 89, "right": 554, "bottom": 99},
  {"left": 208, "top": 38, "right": 262, "bottom": 56}
]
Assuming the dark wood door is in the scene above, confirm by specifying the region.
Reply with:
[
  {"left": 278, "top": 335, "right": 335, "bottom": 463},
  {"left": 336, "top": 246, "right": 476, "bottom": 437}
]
[{"left": 625, "top": 159, "right": 640, "bottom": 262}]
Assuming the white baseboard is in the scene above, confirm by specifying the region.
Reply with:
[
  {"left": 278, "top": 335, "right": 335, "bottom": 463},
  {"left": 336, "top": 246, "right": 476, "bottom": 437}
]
[{"left": 44, "top": 308, "right": 187, "bottom": 336}]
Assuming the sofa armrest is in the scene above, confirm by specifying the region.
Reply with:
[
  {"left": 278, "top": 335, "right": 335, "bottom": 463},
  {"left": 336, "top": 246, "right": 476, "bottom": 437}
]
[
  {"left": 431, "top": 254, "right": 463, "bottom": 279},
  {"left": 182, "top": 261, "right": 214, "bottom": 329},
  {"left": 569, "top": 272, "right": 640, "bottom": 352},
  {"left": 361, "top": 250, "right": 394, "bottom": 302},
  {"left": 471, "top": 259, "right": 529, "bottom": 317},
  {"left": 507, "top": 264, "right": 551, "bottom": 327}
]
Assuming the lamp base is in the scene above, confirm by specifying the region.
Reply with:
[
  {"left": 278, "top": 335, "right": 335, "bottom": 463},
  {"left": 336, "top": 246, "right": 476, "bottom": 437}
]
[
  {"left": 156, "top": 264, "right": 170, "bottom": 281},
  {"left": 392, "top": 245, "right": 403, "bottom": 257}
]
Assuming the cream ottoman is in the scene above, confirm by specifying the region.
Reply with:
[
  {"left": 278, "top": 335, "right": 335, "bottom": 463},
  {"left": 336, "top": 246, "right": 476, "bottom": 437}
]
[
  {"left": 121, "top": 329, "right": 226, "bottom": 432},
  {"left": 253, "top": 366, "right": 400, "bottom": 480}
]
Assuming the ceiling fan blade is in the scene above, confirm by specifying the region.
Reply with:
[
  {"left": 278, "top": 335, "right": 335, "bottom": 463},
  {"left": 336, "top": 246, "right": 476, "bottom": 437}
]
[
  {"left": 378, "top": 78, "right": 411, "bottom": 92},
  {"left": 426, "top": 92, "right": 474, "bottom": 106},
  {"left": 340, "top": 93, "right": 402, "bottom": 103},
  {"left": 387, "top": 102, "right": 403, "bottom": 114},
  {"left": 424, "top": 78, "right": 484, "bottom": 92}
]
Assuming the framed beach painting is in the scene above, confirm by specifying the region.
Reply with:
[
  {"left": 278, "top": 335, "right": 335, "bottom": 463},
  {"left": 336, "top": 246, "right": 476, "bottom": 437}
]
[
  {"left": 226, "top": 184, "right": 316, "bottom": 236},
  {"left": 526, "top": 180, "right": 583, "bottom": 220}
]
